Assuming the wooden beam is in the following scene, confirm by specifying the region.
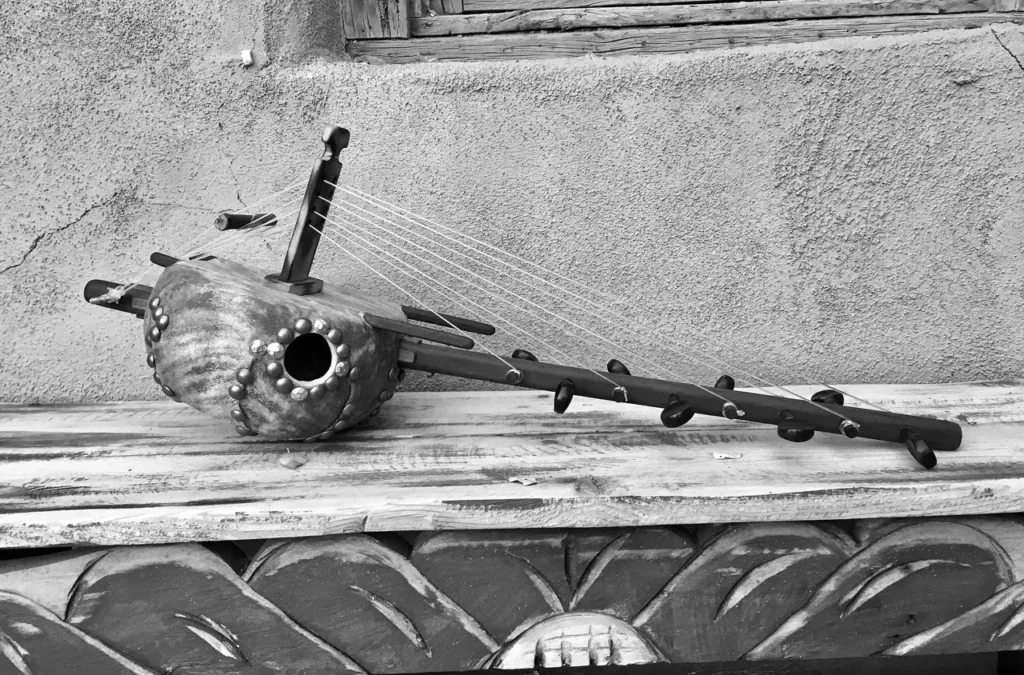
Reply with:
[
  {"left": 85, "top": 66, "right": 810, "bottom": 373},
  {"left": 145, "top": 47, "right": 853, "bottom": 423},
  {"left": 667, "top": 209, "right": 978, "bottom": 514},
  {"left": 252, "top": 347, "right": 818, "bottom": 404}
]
[
  {"left": 342, "top": 0, "right": 410, "bottom": 39},
  {"left": 465, "top": 0, "right": 711, "bottom": 10},
  {"left": 410, "top": 0, "right": 465, "bottom": 17},
  {"left": 0, "top": 381, "right": 1022, "bottom": 547},
  {"left": 0, "top": 521, "right": 1023, "bottom": 668},
  {"left": 412, "top": 0, "right": 1004, "bottom": 37},
  {"left": 352, "top": 13, "right": 1024, "bottom": 62}
]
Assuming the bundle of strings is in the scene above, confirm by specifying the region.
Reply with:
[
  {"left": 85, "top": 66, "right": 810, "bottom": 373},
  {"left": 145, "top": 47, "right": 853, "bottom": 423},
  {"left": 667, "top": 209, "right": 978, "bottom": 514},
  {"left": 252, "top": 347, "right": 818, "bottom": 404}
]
[
  {"left": 302, "top": 181, "right": 889, "bottom": 421},
  {"left": 88, "top": 178, "right": 310, "bottom": 305}
]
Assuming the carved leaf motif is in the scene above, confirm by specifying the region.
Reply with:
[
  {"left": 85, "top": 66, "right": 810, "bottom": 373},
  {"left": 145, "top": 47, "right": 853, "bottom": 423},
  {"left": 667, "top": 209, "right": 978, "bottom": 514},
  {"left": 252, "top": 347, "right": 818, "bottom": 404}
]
[
  {"left": 247, "top": 534, "right": 497, "bottom": 672},
  {"left": 715, "top": 551, "right": 822, "bottom": 622},
  {"left": 841, "top": 560, "right": 967, "bottom": 619},
  {"left": 635, "top": 523, "right": 852, "bottom": 662},
  {"left": 349, "top": 586, "right": 430, "bottom": 655},
  {"left": 750, "top": 521, "right": 1015, "bottom": 660},
  {"left": 0, "top": 631, "right": 33, "bottom": 675}
]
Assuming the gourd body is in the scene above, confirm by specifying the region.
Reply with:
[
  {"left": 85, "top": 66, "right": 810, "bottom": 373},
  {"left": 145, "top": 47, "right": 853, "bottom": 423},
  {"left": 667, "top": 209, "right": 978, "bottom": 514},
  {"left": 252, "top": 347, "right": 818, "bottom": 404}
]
[{"left": 143, "top": 258, "right": 404, "bottom": 440}]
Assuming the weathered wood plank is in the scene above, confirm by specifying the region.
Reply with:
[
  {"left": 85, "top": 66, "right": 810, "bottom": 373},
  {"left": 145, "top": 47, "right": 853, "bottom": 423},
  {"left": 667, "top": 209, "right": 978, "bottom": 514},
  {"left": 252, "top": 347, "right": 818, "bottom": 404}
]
[
  {"left": 410, "top": 0, "right": 465, "bottom": 17},
  {"left": 0, "top": 520, "right": 1023, "bottom": 668},
  {"left": 352, "top": 13, "right": 1024, "bottom": 62},
  {"left": 464, "top": 0, "right": 720, "bottom": 9},
  {"left": 412, "top": 0, "right": 1002, "bottom": 37},
  {"left": 342, "top": 0, "right": 410, "bottom": 39},
  {"left": 0, "top": 382, "right": 1022, "bottom": 548}
]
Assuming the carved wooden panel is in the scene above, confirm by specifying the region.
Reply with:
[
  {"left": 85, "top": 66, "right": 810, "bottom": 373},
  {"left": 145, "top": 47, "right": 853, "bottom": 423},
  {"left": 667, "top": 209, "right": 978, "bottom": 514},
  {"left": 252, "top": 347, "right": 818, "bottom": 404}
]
[{"left": 1, "top": 518, "right": 1024, "bottom": 673}]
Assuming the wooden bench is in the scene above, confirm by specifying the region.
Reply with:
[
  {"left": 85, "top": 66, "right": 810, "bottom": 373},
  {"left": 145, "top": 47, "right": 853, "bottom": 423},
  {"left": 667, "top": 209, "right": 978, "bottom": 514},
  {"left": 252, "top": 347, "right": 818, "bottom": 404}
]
[{"left": 1, "top": 381, "right": 1023, "bottom": 673}]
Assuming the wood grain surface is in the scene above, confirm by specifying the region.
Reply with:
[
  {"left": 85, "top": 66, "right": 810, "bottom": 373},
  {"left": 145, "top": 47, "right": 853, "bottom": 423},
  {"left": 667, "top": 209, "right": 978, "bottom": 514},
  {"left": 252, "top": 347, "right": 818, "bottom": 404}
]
[
  {"left": 2, "top": 520, "right": 1024, "bottom": 671},
  {"left": 410, "top": 0, "right": 1004, "bottom": 36},
  {"left": 349, "top": 13, "right": 1024, "bottom": 62},
  {"left": 0, "top": 381, "right": 1021, "bottom": 548}
]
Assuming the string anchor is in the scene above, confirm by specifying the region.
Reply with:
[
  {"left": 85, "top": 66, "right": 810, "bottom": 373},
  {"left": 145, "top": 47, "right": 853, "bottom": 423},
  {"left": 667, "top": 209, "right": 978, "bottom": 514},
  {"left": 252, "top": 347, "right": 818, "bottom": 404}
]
[
  {"left": 612, "top": 386, "right": 629, "bottom": 403},
  {"left": 722, "top": 401, "right": 744, "bottom": 419},
  {"left": 778, "top": 409, "right": 815, "bottom": 443},
  {"left": 812, "top": 389, "right": 845, "bottom": 405},
  {"left": 554, "top": 379, "right": 575, "bottom": 414},
  {"left": 661, "top": 394, "right": 694, "bottom": 428},
  {"left": 715, "top": 375, "right": 736, "bottom": 390},
  {"left": 839, "top": 419, "right": 860, "bottom": 438},
  {"left": 505, "top": 368, "right": 524, "bottom": 385},
  {"left": 607, "top": 359, "right": 631, "bottom": 376},
  {"left": 900, "top": 428, "right": 937, "bottom": 469},
  {"left": 512, "top": 349, "right": 539, "bottom": 362}
]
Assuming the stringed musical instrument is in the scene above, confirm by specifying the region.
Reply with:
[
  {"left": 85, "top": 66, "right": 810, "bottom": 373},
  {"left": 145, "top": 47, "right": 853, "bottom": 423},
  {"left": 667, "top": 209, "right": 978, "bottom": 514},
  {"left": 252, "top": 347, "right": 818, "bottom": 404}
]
[{"left": 84, "top": 125, "right": 960, "bottom": 469}]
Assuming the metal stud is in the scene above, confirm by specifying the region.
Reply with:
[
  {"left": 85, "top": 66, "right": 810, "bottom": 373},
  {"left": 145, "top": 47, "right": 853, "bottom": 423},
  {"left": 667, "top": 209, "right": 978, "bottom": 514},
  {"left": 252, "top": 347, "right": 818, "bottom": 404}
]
[
  {"left": 267, "top": 342, "right": 284, "bottom": 359},
  {"left": 313, "top": 319, "right": 329, "bottom": 333},
  {"left": 153, "top": 372, "right": 161, "bottom": 384},
  {"left": 335, "top": 361, "right": 350, "bottom": 377},
  {"left": 310, "top": 384, "right": 327, "bottom": 400},
  {"left": 230, "top": 408, "right": 247, "bottom": 423},
  {"left": 153, "top": 306, "right": 164, "bottom": 318},
  {"left": 249, "top": 340, "right": 266, "bottom": 355},
  {"left": 274, "top": 377, "right": 293, "bottom": 394},
  {"left": 148, "top": 326, "right": 162, "bottom": 343},
  {"left": 294, "top": 318, "right": 312, "bottom": 334},
  {"left": 291, "top": 387, "right": 309, "bottom": 401},
  {"left": 277, "top": 328, "right": 294, "bottom": 344},
  {"left": 236, "top": 368, "right": 254, "bottom": 385},
  {"left": 318, "top": 430, "right": 334, "bottom": 440},
  {"left": 146, "top": 353, "right": 156, "bottom": 368},
  {"left": 378, "top": 390, "right": 390, "bottom": 402},
  {"left": 333, "top": 420, "right": 348, "bottom": 430},
  {"left": 148, "top": 296, "right": 161, "bottom": 310},
  {"left": 324, "top": 375, "right": 341, "bottom": 391},
  {"left": 335, "top": 343, "right": 350, "bottom": 358},
  {"left": 228, "top": 384, "right": 246, "bottom": 400},
  {"left": 370, "top": 408, "right": 381, "bottom": 417},
  {"left": 397, "top": 369, "right": 406, "bottom": 383},
  {"left": 235, "top": 425, "right": 254, "bottom": 437},
  {"left": 266, "top": 362, "right": 283, "bottom": 378},
  {"left": 341, "top": 403, "right": 356, "bottom": 418},
  {"left": 161, "top": 385, "right": 176, "bottom": 398},
  {"left": 349, "top": 366, "right": 360, "bottom": 381},
  {"left": 327, "top": 329, "right": 343, "bottom": 345},
  {"left": 389, "top": 367, "right": 399, "bottom": 381}
]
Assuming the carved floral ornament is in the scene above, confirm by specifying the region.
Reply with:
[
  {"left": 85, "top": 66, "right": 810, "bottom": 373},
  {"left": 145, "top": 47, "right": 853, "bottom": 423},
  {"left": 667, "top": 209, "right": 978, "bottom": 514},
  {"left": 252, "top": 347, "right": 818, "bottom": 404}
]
[{"left": 3, "top": 518, "right": 1024, "bottom": 673}]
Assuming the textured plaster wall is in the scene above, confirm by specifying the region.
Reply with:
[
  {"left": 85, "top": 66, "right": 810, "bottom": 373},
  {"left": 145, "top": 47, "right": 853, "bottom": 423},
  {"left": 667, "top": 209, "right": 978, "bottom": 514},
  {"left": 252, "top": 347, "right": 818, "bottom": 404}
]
[{"left": 0, "top": 0, "right": 1022, "bottom": 404}]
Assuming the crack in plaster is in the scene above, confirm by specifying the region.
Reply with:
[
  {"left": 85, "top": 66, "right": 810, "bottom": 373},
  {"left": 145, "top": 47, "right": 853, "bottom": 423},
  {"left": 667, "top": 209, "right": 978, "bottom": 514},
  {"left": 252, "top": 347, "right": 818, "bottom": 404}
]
[
  {"left": 0, "top": 197, "right": 118, "bottom": 277},
  {"left": 991, "top": 29, "right": 1024, "bottom": 75}
]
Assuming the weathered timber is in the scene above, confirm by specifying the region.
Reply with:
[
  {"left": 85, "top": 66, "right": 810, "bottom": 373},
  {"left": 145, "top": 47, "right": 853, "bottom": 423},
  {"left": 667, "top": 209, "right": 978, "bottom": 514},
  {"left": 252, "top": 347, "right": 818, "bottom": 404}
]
[
  {"left": 0, "top": 520, "right": 1023, "bottom": 670},
  {"left": 464, "top": 0, "right": 720, "bottom": 9},
  {"left": 412, "top": 0, "right": 1004, "bottom": 36},
  {"left": 351, "top": 13, "right": 1024, "bottom": 62},
  {"left": 342, "top": 0, "right": 410, "bottom": 39},
  {"left": 0, "top": 381, "right": 1021, "bottom": 548},
  {"left": 410, "top": 0, "right": 465, "bottom": 16}
]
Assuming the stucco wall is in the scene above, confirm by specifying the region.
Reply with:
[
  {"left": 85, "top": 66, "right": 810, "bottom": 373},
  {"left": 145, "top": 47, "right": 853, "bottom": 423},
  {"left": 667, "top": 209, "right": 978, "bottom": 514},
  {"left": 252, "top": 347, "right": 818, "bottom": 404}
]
[{"left": 1, "top": 1, "right": 1022, "bottom": 404}]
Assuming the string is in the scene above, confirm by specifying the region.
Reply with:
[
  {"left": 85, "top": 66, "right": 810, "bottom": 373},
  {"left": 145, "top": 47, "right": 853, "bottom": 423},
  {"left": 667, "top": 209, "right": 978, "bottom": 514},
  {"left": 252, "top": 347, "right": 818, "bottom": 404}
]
[
  {"left": 319, "top": 212, "right": 623, "bottom": 389},
  {"left": 100, "top": 180, "right": 307, "bottom": 301},
  {"left": 308, "top": 223, "right": 521, "bottom": 374},
  {"left": 320, "top": 198, "right": 731, "bottom": 403},
  {"left": 327, "top": 183, "right": 864, "bottom": 421},
  {"left": 332, "top": 182, "right": 881, "bottom": 413}
]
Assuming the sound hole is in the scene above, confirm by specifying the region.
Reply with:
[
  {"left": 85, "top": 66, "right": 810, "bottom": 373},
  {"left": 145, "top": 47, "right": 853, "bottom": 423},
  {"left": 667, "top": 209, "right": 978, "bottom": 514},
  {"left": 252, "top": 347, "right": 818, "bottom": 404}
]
[{"left": 283, "top": 333, "right": 333, "bottom": 382}]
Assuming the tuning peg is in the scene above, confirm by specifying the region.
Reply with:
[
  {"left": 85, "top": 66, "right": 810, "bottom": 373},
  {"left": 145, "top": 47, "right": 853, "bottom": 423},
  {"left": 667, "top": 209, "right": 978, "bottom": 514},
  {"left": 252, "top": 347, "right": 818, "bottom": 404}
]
[
  {"left": 812, "top": 389, "right": 845, "bottom": 406},
  {"left": 512, "top": 349, "right": 538, "bottom": 361},
  {"left": 900, "top": 429, "right": 937, "bottom": 469},
  {"left": 607, "top": 359, "right": 631, "bottom": 376},
  {"left": 715, "top": 375, "right": 735, "bottom": 390},
  {"left": 661, "top": 395, "right": 694, "bottom": 428},
  {"left": 778, "top": 409, "right": 815, "bottom": 442},
  {"left": 554, "top": 379, "right": 575, "bottom": 414}
]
